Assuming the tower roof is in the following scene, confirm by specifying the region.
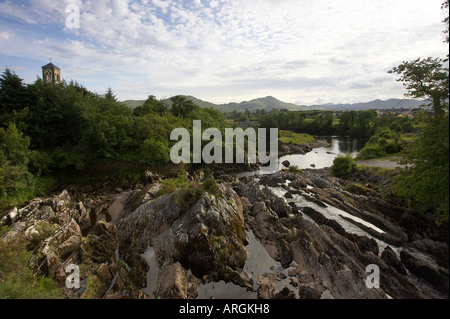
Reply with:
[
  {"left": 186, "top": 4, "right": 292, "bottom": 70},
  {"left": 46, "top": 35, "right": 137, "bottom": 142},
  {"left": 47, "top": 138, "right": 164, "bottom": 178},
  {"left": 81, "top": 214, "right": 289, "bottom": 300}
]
[{"left": 42, "top": 62, "right": 60, "bottom": 70}]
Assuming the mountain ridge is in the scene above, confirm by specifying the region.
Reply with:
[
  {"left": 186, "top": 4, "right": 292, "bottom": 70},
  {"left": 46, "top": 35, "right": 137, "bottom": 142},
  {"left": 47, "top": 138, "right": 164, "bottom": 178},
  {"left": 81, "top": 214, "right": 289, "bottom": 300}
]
[{"left": 122, "top": 95, "right": 429, "bottom": 112}]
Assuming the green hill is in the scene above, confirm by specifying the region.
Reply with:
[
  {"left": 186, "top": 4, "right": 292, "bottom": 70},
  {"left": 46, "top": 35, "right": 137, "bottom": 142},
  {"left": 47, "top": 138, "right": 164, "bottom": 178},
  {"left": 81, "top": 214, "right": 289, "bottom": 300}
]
[
  {"left": 121, "top": 99, "right": 146, "bottom": 109},
  {"left": 121, "top": 95, "right": 308, "bottom": 112},
  {"left": 121, "top": 96, "right": 427, "bottom": 113}
]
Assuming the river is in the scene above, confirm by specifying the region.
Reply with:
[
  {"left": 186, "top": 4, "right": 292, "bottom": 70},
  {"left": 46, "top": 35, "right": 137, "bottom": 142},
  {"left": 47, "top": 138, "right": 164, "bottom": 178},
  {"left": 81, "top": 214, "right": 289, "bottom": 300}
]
[
  {"left": 141, "top": 136, "right": 442, "bottom": 299},
  {"left": 241, "top": 135, "right": 366, "bottom": 176},
  {"left": 279, "top": 136, "right": 366, "bottom": 169}
]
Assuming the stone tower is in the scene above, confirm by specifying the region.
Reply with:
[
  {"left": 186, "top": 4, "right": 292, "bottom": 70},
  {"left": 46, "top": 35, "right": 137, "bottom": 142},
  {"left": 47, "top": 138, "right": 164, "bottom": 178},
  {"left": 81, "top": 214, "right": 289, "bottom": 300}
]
[{"left": 42, "top": 62, "right": 61, "bottom": 84}]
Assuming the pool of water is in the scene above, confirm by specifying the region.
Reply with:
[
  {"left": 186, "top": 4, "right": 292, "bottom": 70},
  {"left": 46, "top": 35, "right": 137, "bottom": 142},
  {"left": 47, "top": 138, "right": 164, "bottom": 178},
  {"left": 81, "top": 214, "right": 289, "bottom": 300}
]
[
  {"left": 142, "top": 246, "right": 159, "bottom": 298},
  {"left": 196, "top": 230, "right": 297, "bottom": 299}
]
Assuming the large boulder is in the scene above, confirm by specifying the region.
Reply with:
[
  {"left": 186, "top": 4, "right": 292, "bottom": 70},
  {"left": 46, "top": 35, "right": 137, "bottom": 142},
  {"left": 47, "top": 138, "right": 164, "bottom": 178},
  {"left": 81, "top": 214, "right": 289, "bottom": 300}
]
[
  {"left": 115, "top": 182, "right": 249, "bottom": 288},
  {"left": 30, "top": 219, "right": 82, "bottom": 276},
  {"left": 400, "top": 247, "right": 449, "bottom": 295},
  {"left": 154, "top": 264, "right": 200, "bottom": 299}
]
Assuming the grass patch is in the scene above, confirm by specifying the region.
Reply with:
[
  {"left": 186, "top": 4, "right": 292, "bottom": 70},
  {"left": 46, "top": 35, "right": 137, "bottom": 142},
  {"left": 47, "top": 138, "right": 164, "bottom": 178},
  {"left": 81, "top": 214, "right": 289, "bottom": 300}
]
[
  {"left": 156, "top": 174, "right": 222, "bottom": 207},
  {"left": 282, "top": 165, "right": 302, "bottom": 175},
  {"left": 0, "top": 228, "right": 61, "bottom": 299},
  {"left": 279, "top": 130, "right": 315, "bottom": 145}
]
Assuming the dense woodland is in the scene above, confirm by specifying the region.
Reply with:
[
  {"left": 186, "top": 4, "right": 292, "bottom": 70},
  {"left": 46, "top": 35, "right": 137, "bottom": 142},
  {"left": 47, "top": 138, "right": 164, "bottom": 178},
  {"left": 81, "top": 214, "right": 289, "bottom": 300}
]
[{"left": 0, "top": 72, "right": 227, "bottom": 211}]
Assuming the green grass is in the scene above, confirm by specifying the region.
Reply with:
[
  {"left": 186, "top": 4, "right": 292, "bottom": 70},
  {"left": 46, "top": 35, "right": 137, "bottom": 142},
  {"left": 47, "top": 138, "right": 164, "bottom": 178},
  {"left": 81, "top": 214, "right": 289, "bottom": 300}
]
[
  {"left": 156, "top": 174, "right": 222, "bottom": 207},
  {"left": 0, "top": 227, "right": 61, "bottom": 299},
  {"left": 279, "top": 130, "right": 315, "bottom": 145}
]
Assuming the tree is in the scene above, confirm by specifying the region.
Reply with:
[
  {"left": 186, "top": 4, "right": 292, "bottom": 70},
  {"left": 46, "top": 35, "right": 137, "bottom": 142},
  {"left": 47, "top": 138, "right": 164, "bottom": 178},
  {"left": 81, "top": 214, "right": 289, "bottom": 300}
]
[
  {"left": 105, "top": 87, "right": 117, "bottom": 102},
  {"left": 388, "top": 1, "right": 450, "bottom": 224},
  {"left": 331, "top": 154, "right": 356, "bottom": 179},
  {"left": 139, "top": 137, "right": 170, "bottom": 167},
  {"left": 394, "top": 114, "right": 449, "bottom": 224},
  {"left": 0, "top": 69, "right": 29, "bottom": 130},
  {"left": 134, "top": 95, "right": 167, "bottom": 116},
  {"left": 442, "top": 0, "right": 449, "bottom": 44},
  {"left": 170, "top": 95, "right": 198, "bottom": 118},
  {"left": 0, "top": 123, "right": 34, "bottom": 201},
  {"left": 388, "top": 57, "right": 449, "bottom": 117}
]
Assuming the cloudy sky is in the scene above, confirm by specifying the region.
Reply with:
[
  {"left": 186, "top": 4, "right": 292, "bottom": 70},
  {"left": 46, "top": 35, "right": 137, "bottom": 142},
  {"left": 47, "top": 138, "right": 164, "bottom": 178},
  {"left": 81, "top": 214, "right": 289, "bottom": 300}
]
[{"left": 0, "top": 0, "right": 448, "bottom": 104}]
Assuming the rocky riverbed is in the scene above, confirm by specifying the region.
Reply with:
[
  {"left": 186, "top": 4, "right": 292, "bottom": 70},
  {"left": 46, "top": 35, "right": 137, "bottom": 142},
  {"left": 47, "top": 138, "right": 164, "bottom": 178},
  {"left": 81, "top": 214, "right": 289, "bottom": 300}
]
[{"left": 1, "top": 168, "right": 448, "bottom": 299}]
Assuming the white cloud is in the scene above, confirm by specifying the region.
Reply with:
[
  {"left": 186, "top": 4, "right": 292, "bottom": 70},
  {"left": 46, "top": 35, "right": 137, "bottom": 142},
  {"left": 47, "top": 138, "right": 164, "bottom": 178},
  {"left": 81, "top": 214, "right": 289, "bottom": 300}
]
[{"left": 0, "top": 0, "right": 447, "bottom": 104}]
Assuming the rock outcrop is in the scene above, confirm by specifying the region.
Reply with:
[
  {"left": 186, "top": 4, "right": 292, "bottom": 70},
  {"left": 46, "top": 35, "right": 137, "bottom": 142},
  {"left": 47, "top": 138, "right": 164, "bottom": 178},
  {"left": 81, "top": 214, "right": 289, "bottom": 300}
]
[
  {"left": 1, "top": 166, "right": 447, "bottom": 300},
  {"left": 115, "top": 182, "right": 251, "bottom": 297},
  {"left": 1, "top": 190, "right": 144, "bottom": 299},
  {"left": 234, "top": 169, "right": 448, "bottom": 299}
]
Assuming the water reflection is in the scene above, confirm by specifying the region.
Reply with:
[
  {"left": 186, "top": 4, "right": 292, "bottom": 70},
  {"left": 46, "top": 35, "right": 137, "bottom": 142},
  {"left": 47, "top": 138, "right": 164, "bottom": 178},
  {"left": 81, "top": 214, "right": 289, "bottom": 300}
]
[
  {"left": 274, "top": 136, "right": 366, "bottom": 171},
  {"left": 320, "top": 136, "right": 366, "bottom": 156}
]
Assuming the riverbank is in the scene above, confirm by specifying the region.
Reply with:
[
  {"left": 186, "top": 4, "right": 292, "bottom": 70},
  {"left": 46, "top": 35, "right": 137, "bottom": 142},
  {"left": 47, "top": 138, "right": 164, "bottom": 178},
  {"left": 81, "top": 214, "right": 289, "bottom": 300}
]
[{"left": 356, "top": 156, "right": 410, "bottom": 169}]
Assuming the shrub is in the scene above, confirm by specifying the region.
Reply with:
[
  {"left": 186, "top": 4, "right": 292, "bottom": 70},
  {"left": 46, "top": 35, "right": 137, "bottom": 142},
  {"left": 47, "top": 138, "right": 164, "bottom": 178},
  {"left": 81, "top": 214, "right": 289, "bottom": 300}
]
[
  {"left": 156, "top": 174, "right": 190, "bottom": 197},
  {"left": 383, "top": 141, "right": 401, "bottom": 154},
  {"left": 331, "top": 154, "right": 357, "bottom": 179},
  {"left": 288, "top": 165, "right": 302, "bottom": 175},
  {"left": 358, "top": 145, "right": 386, "bottom": 160},
  {"left": 139, "top": 138, "right": 170, "bottom": 167}
]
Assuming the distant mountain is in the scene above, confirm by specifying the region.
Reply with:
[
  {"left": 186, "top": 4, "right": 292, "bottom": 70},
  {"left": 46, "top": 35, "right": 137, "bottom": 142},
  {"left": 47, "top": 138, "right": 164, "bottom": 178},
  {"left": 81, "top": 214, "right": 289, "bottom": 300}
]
[
  {"left": 303, "top": 98, "right": 431, "bottom": 111},
  {"left": 121, "top": 99, "right": 146, "bottom": 109},
  {"left": 121, "top": 96, "right": 430, "bottom": 112},
  {"left": 216, "top": 96, "right": 310, "bottom": 112}
]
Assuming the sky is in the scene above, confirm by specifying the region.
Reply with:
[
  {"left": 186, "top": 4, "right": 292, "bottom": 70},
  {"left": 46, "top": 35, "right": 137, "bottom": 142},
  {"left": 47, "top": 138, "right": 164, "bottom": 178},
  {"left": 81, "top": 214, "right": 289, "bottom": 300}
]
[{"left": 0, "top": 0, "right": 448, "bottom": 105}]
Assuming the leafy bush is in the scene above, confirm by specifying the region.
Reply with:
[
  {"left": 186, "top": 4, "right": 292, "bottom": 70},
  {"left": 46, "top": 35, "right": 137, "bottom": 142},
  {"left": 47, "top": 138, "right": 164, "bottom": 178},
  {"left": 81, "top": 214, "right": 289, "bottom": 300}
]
[
  {"left": 331, "top": 154, "right": 357, "bottom": 179},
  {"left": 358, "top": 126, "right": 403, "bottom": 160},
  {"left": 358, "top": 145, "right": 386, "bottom": 160},
  {"left": 139, "top": 137, "right": 170, "bottom": 167},
  {"left": 383, "top": 141, "right": 401, "bottom": 154},
  {"left": 156, "top": 174, "right": 191, "bottom": 197}
]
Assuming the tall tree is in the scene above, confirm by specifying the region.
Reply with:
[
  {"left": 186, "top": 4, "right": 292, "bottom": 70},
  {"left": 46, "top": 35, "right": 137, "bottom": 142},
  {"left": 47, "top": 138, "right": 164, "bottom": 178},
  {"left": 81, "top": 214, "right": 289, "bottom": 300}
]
[
  {"left": 105, "top": 87, "right": 117, "bottom": 102},
  {"left": 0, "top": 69, "right": 29, "bottom": 129},
  {"left": 442, "top": 0, "right": 449, "bottom": 44},
  {"left": 389, "top": 1, "right": 450, "bottom": 224},
  {"left": 388, "top": 57, "right": 449, "bottom": 117}
]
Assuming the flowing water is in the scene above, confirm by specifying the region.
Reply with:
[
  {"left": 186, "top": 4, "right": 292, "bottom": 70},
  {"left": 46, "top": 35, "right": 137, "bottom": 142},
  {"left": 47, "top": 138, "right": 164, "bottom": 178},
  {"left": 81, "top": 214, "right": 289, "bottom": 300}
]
[{"left": 139, "top": 136, "right": 442, "bottom": 298}]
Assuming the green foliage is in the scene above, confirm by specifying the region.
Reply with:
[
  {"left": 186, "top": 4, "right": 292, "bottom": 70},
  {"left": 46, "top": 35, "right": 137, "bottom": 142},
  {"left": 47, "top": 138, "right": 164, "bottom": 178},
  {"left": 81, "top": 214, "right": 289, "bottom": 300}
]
[
  {"left": 0, "top": 231, "right": 61, "bottom": 299},
  {"left": 156, "top": 175, "right": 222, "bottom": 206},
  {"left": 389, "top": 57, "right": 449, "bottom": 117},
  {"left": 0, "top": 68, "right": 29, "bottom": 131},
  {"left": 139, "top": 138, "right": 170, "bottom": 167},
  {"left": 394, "top": 114, "right": 449, "bottom": 224},
  {"left": 170, "top": 95, "right": 198, "bottom": 118},
  {"left": 279, "top": 130, "right": 315, "bottom": 145},
  {"left": 358, "top": 145, "right": 386, "bottom": 160},
  {"left": 0, "top": 68, "right": 230, "bottom": 181},
  {"left": 287, "top": 165, "right": 302, "bottom": 175},
  {"left": 258, "top": 109, "right": 411, "bottom": 138},
  {"left": 331, "top": 154, "right": 357, "bottom": 179},
  {"left": 388, "top": 15, "right": 449, "bottom": 224},
  {"left": 0, "top": 123, "right": 35, "bottom": 205},
  {"left": 156, "top": 174, "right": 191, "bottom": 197},
  {"left": 133, "top": 95, "right": 167, "bottom": 116},
  {"left": 358, "top": 126, "right": 403, "bottom": 160}
]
